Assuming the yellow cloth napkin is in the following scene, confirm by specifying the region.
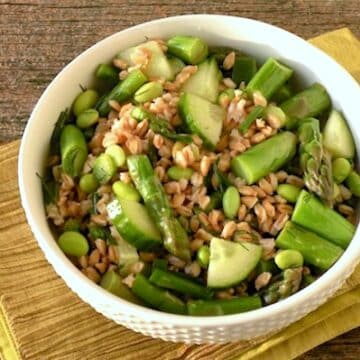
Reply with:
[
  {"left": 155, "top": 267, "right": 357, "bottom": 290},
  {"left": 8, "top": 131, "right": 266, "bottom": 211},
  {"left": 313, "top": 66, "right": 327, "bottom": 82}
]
[{"left": 1, "top": 27, "right": 360, "bottom": 360}]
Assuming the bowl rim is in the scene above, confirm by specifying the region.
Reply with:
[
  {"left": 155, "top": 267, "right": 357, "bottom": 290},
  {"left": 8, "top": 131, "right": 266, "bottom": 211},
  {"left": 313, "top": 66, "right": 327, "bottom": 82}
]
[{"left": 18, "top": 14, "right": 360, "bottom": 327}]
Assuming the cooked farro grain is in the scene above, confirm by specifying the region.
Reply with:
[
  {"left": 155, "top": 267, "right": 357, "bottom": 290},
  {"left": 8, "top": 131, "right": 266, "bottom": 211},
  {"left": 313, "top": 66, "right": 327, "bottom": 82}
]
[{"left": 223, "top": 51, "right": 236, "bottom": 70}]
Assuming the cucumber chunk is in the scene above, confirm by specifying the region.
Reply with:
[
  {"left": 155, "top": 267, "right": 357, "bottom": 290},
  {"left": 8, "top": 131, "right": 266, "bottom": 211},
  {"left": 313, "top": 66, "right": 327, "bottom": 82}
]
[
  {"left": 107, "top": 199, "right": 162, "bottom": 250},
  {"left": 182, "top": 57, "right": 222, "bottom": 103},
  {"left": 207, "top": 237, "right": 262, "bottom": 288},
  {"left": 109, "top": 226, "right": 139, "bottom": 276},
  {"left": 323, "top": 109, "right": 355, "bottom": 159},
  {"left": 178, "top": 92, "right": 224, "bottom": 149},
  {"left": 117, "top": 40, "right": 174, "bottom": 80}
]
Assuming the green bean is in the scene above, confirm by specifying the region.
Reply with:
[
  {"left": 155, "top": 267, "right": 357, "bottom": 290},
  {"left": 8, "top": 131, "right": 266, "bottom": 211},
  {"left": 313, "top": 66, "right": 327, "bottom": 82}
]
[
  {"left": 63, "top": 218, "right": 81, "bottom": 232},
  {"left": 73, "top": 89, "right": 99, "bottom": 116},
  {"left": 222, "top": 186, "right": 241, "bottom": 219},
  {"left": 197, "top": 245, "right": 210, "bottom": 269},
  {"left": 79, "top": 173, "right": 99, "bottom": 193},
  {"left": 167, "top": 166, "right": 194, "bottom": 180},
  {"left": 58, "top": 231, "right": 89, "bottom": 257},
  {"left": 60, "top": 125, "right": 88, "bottom": 177},
  {"left": 93, "top": 154, "right": 117, "bottom": 184},
  {"left": 134, "top": 81, "right": 163, "bottom": 103},
  {"left": 105, "top": 144, "right": 126, "bottom": 167},
  {"left": 112, "top": 180, "right": 141, "bottom": 201},
  {"left": 345, "top": 170, "right": 360, "bottom": 197},
  {"left": 275, "top": 249, "right": 304, "bottom": 270},
  {"left": 76, "top": 109, "right": 99, "bottom": 129},
  {"left": 332, "top": 158, "right": 352, "bottom": 184},
  {"left": 277, "top": 184, "right": 301, "bottom": 203}
]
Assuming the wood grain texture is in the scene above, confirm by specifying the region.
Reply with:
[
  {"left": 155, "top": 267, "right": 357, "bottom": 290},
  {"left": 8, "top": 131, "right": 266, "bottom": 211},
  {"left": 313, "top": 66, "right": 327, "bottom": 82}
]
[{"left": 1, "top": 1, "right": 360, "bottom": 358}]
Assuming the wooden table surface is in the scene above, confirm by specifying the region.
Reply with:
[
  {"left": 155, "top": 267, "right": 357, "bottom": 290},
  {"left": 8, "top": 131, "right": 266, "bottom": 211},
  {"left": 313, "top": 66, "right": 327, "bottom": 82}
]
[{"left": 1, "top": 1, "right": 360, "bottom": 359}]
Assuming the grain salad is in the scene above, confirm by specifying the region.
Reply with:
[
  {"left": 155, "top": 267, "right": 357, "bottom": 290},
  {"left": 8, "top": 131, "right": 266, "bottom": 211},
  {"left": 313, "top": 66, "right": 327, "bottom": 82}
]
[{"left": 41, "top": 35, "right": 359, "bottom": 316}]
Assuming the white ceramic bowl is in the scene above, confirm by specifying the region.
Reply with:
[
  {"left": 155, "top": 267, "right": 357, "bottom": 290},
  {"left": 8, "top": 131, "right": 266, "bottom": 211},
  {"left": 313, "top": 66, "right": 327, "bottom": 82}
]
[{"left": 19, "top": 15, "right": 360, "bottom": 344}]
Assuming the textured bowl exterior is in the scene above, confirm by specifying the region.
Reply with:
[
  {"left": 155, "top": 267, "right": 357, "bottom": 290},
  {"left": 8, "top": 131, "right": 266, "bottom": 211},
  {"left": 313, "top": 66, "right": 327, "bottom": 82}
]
[{"left": 19, "top": 15, "right": 360, "bottom": 344}]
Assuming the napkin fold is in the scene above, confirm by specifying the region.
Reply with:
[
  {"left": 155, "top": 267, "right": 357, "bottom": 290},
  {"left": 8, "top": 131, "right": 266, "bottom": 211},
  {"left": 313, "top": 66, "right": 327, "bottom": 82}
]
[{"left": 1, "top": 27, "right": 360, "bottom": 360}]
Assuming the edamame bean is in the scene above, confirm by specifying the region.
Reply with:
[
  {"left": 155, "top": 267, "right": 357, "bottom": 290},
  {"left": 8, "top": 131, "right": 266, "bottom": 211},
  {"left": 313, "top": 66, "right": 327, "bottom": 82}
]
[
  {"left": 332, "top": 158, "right": 351, "bottom": 184},
  {"left": 274, "top": 249, "right": 304, "bottom": 270},
  {"left": 93, "top": 154, "right": 117, "bottom": 184},
  {"left": 346, "top": 170, "right": 360, "bottom": 197},
  {"left": 79, "top": 173, "right": 99, "bottom": 193},
  {"left": 105, "top": 144, "right": 126, "bottom": 167},
  {"left": 76, "top": 109, "right": 99, "bottom": 129},
  {"left": 73, "top": 89, "right": 99, "bottom": 116},
  {"left": 277, "top": 184, "right": 301, "bottom": 203},
  {"left": 134, "top": 81, "right": 163, "bottom": 103},
  {"left": 58, "top": 231, "right": 89, "bottom": 257},
  {"left": 222, "top": 186, "right": 240, "bottom": 219},
  {"left": 112, "top": 180, "right": 141, "bottom": 201},
  {"left": 167, "top": 166, "right": 194, "bottom": 180},
  {"left": 60, "top": 125, "right": 88, "bottom": 177},
  {"left": 197, "top": 245, "right": 210, "bottom": 268}
]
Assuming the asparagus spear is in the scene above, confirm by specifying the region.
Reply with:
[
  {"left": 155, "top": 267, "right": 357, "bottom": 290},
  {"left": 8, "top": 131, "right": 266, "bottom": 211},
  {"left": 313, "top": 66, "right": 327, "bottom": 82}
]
[
  {"left": 149, "top": 268, "right": 213, "bottom": 300},
  {"left": 276, "top": 221, "right": 344, "bottom": 270},
  {"left": 280, "top": 83, "right": 331, "bottom": 129},
  {"left": 131, "top": 106, "right": 193, "bottom": 144},
  {"left": 60, "top": 125, "right": 88, "bottom": 177},
  {"left": 271, "top": 84, "right": 292, "bottom": 103},
  {"left": 292, "top": 190, "right": 354, "bottom": 248},
  {"left": 95, "top": 64, "right": 119, "bottom": 87},
  {"left": 167, "top": 36, "right": 208, "bottom": 64},
  {"left": 127, "top": 155, "right": 191, "bottom": 261},
  {"left": 132, "top": 274, "right": 187, "bottom": 314},
  {"left": 231, "top": 132, "right": 297, "bottom": 184},
  {"left": 246, "top": 58, "right": 293, "bottom": 100},
  {"left": 100, "top": 271, "right": 143, "bottom": 305},
  {"left": 298, "top": 117, "right": 334, "bottom": 203},
  {"left": 262, "top": 268, "right": 303, "bottom": 305},
  {"left": 97, "top": 69, "right": 148, "bottom": 116},
  {"left": 187, "top": 296, "right": 262, "bottom": 316}
]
